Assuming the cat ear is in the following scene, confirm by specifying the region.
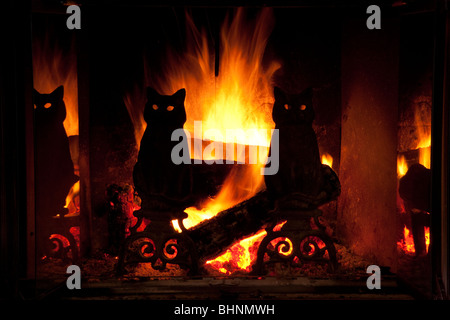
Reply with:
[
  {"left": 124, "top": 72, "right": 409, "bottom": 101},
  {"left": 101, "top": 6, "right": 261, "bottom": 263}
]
[
  {"left": 172, "top": 88, "right": 186, "bottom": 104},
  {"left": 51, "top": 85, "right": 64, "bottom": 101},
  {"left": 146, "top": 87, "right": 160, "bottom": 100},
  {"left": 274, "top": 86, "right": 286, "bottom": 102}
]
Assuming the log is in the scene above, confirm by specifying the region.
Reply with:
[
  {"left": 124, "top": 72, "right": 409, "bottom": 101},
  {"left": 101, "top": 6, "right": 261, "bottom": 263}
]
[
  {"left": 185, "top": 164, "right": 340, "bottom": 262},
  {"left": 186, "top": 191, "right": 275, "bottom": 262}
]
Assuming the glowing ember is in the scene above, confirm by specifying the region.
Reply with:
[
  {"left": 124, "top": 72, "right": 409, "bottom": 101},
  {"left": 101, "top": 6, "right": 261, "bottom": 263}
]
[{"left": 206, "top": 230, "right": 267, "bottom": 274}]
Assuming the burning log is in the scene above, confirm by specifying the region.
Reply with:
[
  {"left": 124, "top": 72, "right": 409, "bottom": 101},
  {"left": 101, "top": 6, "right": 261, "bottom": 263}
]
[
  {"left": 186, "top": 190, "right": 274, "bottom": 262},
  {"left": 186, "top": 163, "right": 340, "bottom": 264}
]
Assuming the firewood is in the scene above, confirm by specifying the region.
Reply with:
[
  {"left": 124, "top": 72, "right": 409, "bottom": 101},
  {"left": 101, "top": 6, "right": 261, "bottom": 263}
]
[{"left": 186, "top": 191, "right": 275, "bottom": 262}]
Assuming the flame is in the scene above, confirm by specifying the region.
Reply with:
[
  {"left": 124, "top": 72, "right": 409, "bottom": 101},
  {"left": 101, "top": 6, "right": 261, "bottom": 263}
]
[
  {"left": 398, "top": 226, "right": 415, "bottom": 254},
  {"left": 126, "top": 8, "right": 282, "bottom": 274},
  {"left": 321, "top": 153, "right": 333, "bottom": 168},
  {"left": 32, "top": 35, "right": 79, "bottom": 137},
  {"left": 146, "top": 8, "right": 279, "bottom": 229},
  {"left": 425, "top": 226, "right": 430, "bottom": 253},
  {"left": 397, "top": 103, "right": 431, "bottom": 178},
  {"left": 397, "top": 225, "right": 431, "bottom": 255},
  {"left": 414, "top": 105, "right": 431, "bottom": 169},
  {"left": 145, "top": 8, "right": 279, "bottom": 147},
  {"left": 64, "top": 180, "right": 80, "bottom": 212},
  {"left": 397, "top": 155, "right": 408, "bottom": 178},
  {"left": 206, "top": 230, "right": 267, "bottom": 274}
]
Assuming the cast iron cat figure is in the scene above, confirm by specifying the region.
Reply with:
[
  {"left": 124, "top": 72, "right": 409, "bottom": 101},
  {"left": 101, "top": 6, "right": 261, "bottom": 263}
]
[
  {"left": 133, "top": 87, "right": 193, "bottom": 218},
  {"left": 33, "top": 85, "right": 78, "bottom": 219},
  {"left": 264, "top": 86, "right": 323, "bottom": 205}
]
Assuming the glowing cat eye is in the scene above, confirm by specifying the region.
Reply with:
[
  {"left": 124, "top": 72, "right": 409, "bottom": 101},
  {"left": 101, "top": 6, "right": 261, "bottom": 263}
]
[
  {"left": 284, "top": 104, "right": 290, "bottom": 110},
  {"left": 166, "top": 106, "right": 174, "bottom": 111},
  {"left": 152, "top": 104, "right": 158, "bottom": 110},
  {"left": 300, "top": 104, "right": 307, "bottom": 110},
  {"left": 44, "top": 103, "right": 52, "bottom": 109}
]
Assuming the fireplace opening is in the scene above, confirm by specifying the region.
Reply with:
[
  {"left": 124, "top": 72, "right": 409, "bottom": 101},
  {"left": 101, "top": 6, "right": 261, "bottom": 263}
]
[{"left": 19, "top": 0, "right": 448, "bottom": 300}]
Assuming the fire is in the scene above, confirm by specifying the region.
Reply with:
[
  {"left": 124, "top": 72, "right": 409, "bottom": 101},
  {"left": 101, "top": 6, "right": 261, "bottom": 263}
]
[
  {"left": 397, "top": 155, "right": 408, "bottom": 178},
  {"left": 397, "top": 105, "right": 431, "bottom": 255},
  {"left": 206, "top": 230, "right": 267, "bottom": 274},
  {"left": 127, "top": 8, "right": 281, "bottom": 273},
  {"left": 64, "top": 180, "right": 80, "bottom": 215},
  {"left": 398, "top": 226, "right": 415, "bottom": 254},
  {"left": 32, "top": 35, "right": 79, "bottom": 137},
  {"left": 135, "top": 9, "right": 280, "bottom": 231},
  {"left": 415, "top": 104, "right": 431, "bottom": 169},
  {"left": 146, "top": 8, "right": 280, "bottom": 149},
  {"left": 397, "top": 225, "right": 431, "bottom": 255},
  {"left": 425, "top": 226, "right": 430, "bottom": 252},
  {"left": 321, "top": 153, "right": 333, "bottom": 168}
]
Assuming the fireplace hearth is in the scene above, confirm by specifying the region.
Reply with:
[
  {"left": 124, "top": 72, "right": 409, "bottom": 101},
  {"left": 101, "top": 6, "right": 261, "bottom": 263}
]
[{"left": 1, "top": 0, "right": 449, "bottom": 301}]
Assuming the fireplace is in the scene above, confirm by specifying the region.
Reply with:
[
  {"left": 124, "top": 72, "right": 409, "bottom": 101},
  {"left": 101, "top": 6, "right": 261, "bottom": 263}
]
[{"left": 1, "top": 0, "right": 449, "bottom": 301}]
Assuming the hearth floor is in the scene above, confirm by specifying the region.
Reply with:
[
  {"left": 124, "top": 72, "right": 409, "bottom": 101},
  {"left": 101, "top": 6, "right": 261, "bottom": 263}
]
[
  {"left": 33, "top": 244, "right": 424, "bottom": 300},
  {"left": 33, "top": 276, "right": 415, "bottom": 300}
]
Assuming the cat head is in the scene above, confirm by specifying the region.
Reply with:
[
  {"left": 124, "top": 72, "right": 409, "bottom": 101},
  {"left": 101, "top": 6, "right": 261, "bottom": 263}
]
[
  {"left": 144, "top": 87, "right": 187, "bottom": 128},
  {"left": 272, "top": 86, "right": 314, "bottom": 126},
  {"left": 33, "top": 85, "right": 66, "bottom": 123}
]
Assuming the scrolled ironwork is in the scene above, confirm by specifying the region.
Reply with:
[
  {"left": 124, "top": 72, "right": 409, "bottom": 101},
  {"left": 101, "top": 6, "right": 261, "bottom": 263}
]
[{"left": 252, "top": 209, "right": 338, "bottom": 275}]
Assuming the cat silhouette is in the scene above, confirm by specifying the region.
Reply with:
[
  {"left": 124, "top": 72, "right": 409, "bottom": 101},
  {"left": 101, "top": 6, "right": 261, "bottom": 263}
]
[
  {"left": 133, "top": 87, "right": 193, "bottom": 217},
  {"left": 33, "top": 85, "right": 78, "bottom": 219},
  {"left": 264, "top": 86, "right": 323, "bottom": 201}
]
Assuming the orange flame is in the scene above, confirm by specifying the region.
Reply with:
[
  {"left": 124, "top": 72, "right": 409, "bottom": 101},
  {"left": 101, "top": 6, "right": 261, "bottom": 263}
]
[
  {"left": 415, "top": 105, "right": 431, "bottom": 169},
  {"left": 125, "top": 9, "right": 281, "bottom": 274},
  {"left": 206, "top": 230, "right": 267, "bottom": 274},
  {"left": 321, "top": 153, "right": 333, "bottom": 168},
  {"left": 135, "top": 9, "right": 279, "bottom": 232},
  {"left": 64, "top": 180, "right": 80, "bottom": 214},
  {"left": 140, "top": 9, "right": 280, "bottom": 273},
  {"left": 397, "top": 225, "right": 430, "bottom": 254},
  {"left": 398, "top": 226, "right": 415, "bottom": 254},
  {"left": 397, "top": 155, "right": 408, "bottom": 178},
  {"left": 425, "top": 226, "right": 430, "bottom": 253}
]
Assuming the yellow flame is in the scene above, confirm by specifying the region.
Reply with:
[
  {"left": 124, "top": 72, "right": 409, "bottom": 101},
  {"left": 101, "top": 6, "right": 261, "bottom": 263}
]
[
  {"left": 151, "top": 8, "right": 279, "bottom": 230},
  {"left": 128, "top": 9, "right": 281, "bottom": 273},
  {"left": 64, "top": 180, "right": 80, "bottom": 209},
  {"left": 145, "top": 8, "right": 279, "bottom": 148},
  {"left": 206, "top": 230, "right": 267, "bottom": 273},
  {"left": 425, "top": 226, "right": 430, "bottom": 253},
  {"left": 414, "top": 105, "right": 431, "bottom": 169},
  {"left": 399, "top": 225, "right": 415, "bottom": 253},
  {"left": 321, "top": 153, "right": 333, "bottom": 168},
  {"left": 397, "top": 155, "right": 408, "bottom": 178}
]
